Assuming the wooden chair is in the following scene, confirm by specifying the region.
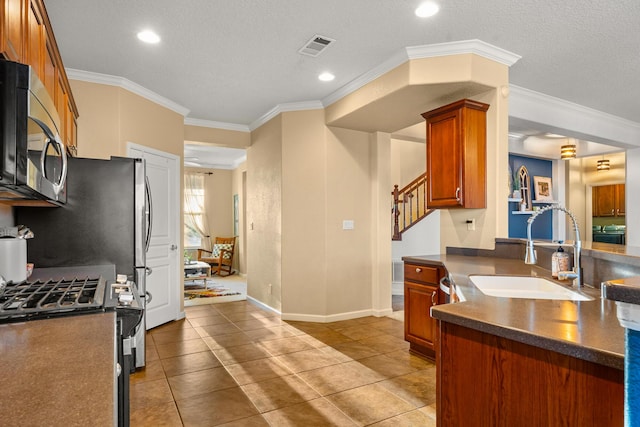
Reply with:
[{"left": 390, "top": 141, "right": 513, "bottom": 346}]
[{"left": 197, "top": 237, "right": 236, "bottom": 276}]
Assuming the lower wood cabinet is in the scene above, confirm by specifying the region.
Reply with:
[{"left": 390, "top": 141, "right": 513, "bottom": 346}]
[
  {"left": 404, "top": 262, "right": 443, "bottom": 360},
  {"left": 436, "top": 322, "right": 623, "bottom": 426}
]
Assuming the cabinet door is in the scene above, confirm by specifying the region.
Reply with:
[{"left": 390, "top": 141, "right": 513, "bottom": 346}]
[
  {"left": 594, "top": 185, "right": 616, "bottom": 217},
  {"left": 26, "top": 0, "right": 43, "bottom": 77},
  {"left": 616, "top": 184, "right": 625, "bottom": 216},
  {"left": 405, "top": 281, "right": 438, "bottom": 350},
  {"left": 1, "top": 0, "right": 24, "bottom": 61},
  {"left": 426, "top": 108, "right": 462, "bottom": 208}
]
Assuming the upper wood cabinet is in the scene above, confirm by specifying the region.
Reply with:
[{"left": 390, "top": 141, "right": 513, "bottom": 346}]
[
  {"left": 1, "top": 0, "right": 78, "bottom": 156},
  {"left": 422, "top": 99, "right": 490, "bottom": 209},
  {"left": 593, "top": 184, "right": 625, "bottom": 217}
]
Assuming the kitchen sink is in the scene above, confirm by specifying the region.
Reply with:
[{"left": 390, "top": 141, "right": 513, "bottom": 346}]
[{"left": 469, "top": 275, "right": 594, "bottom": 301}]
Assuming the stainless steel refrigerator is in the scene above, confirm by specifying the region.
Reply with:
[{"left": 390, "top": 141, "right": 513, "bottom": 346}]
[{"left": 16, "top": 156, "right": 151, "bottom": 368}]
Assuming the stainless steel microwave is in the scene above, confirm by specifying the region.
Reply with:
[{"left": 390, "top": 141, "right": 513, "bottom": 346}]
[{"left": 0, "top": 60, "right": 67, "bottom": 205}]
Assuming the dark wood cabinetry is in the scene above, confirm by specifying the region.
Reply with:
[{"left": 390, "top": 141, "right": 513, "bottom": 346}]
[
  {"left": 436, "top": 322, "right": 623, "bottom": 426},
  {"left": 404, "top": 262, "right": 444, "bottom": 360},
  {"left": 1, "top": 0, "right": 78, "bottom": 156},
  {"left": 593, "top": 184, "right": 625, "bottom": 217},
  {"left": 422, "top": 99, "right": 489, "bottom": 209}
]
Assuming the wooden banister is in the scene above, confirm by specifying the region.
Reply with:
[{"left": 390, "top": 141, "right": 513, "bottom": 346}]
[{"left": 392, "top": 172, "right": 434, "bottom": 240}]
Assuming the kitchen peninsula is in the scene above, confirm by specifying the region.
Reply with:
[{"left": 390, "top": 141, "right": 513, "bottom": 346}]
[{"left": 404, "top": 239, "right": 639, "bottom": 426}]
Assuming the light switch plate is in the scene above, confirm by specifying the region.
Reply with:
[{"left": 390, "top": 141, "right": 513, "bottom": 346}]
[{"left": 343, "top": 220, "right": 354, "bottom": 230}]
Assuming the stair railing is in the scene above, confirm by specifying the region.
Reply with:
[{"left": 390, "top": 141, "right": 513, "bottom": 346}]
[{"left": 392, "top": 172, "right": 432, "bottom": 240}]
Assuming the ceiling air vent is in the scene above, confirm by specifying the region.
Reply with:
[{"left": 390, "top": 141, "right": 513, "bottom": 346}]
[{"left": 298, "top": 35, "right": 335, "bottom": 57}]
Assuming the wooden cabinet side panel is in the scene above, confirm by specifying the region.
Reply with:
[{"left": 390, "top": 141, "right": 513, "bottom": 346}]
[
  {"left": 1, "top": 0, "right": 25, "bottom": 61},
  {"left": 616, "top": 183, "right": 625, "bottom": 216},
  {"left": 437, "top": 322, "right": 623, "bottom": 427},
  {"left": 461, "top": 107, "right": 487, "bottom": 209}
]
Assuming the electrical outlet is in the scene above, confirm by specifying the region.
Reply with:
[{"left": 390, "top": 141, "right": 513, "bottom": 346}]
[{"left": 467, "top": 218, "right": 476, "bottom": 231}]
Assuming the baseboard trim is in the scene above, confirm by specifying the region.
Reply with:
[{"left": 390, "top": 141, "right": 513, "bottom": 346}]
[
  {"left": 246, "top": 295, "right": 282, "bottom": 316},
  {"left": 281, "top": 308, "right": 393, "bottom": 323}
]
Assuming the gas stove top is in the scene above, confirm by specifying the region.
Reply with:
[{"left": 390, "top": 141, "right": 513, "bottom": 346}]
[{"left": 0, "top": 276, "right": 109, "bottom": 323}]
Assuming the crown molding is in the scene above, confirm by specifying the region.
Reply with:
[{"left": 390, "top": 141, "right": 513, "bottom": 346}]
[
  {"left": 322, "top": 40, "right": 521, "bottom": 108},
  {"left": 66, "top": 68, "right": 190, "bottom": 116},
  {"left": 405, "top": 39, "right": 521, "bottom": 66},
  {"left": 249, "top": 100, "right": 324, "bottom": 131},
  {"left": 510, "top": 84, "right": 640, "bottom": 147},
  {"left": 184, "top": 117, "right": 250, "bottom": 133}
]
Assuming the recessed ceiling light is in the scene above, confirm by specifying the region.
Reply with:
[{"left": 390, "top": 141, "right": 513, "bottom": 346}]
[
  {"left": 137, "top": 30, "right": 161, "bottom": 44},
  {"left": 415, "top": 2, "right": 440, "bottom": 18},
  {"left": 318, "top": 72, "right": 335, "bottom": 82}
]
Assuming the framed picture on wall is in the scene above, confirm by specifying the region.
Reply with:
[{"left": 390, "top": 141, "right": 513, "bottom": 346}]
[{"left": 533, "top": 176, "right": 553, "bottom": 201}]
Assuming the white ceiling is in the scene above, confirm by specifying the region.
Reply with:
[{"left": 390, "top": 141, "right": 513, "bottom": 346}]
[{"left": 45, "top": 1, "right": 640, "bottom": 166}]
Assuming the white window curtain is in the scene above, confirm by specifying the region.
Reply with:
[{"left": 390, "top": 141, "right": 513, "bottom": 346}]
[{"left": 184, "top": 172, "right": 211, "bottom": 251}]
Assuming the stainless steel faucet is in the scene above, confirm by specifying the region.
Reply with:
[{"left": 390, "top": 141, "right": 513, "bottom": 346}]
[{"left": 524, "top": 205, "right": 583, "bottom": 288}]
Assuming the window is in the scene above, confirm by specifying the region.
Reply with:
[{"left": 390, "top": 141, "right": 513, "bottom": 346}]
[{"left": 184, "top": 174, "right": 206, "bottom": 248}]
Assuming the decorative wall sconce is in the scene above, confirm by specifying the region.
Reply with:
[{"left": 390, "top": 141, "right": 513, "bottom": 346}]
[
  {"left": 597, "top": 158, "right": 610, "bottom": 171},
  {"left": 560, "top": 144, "right": 577, "bottom": 160}
]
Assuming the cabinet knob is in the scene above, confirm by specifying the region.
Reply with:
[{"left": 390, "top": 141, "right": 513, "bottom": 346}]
[
  {"left": 612, "top": 209, "right": 614, "bottom": 215},
  {"left": 415, "top": 267, "right": 422, "bottom": 273}
]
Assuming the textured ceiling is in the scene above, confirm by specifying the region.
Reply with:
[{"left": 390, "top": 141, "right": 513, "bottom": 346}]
[{"left": 45, "top": 0, "right": 640, "bottom": 128}]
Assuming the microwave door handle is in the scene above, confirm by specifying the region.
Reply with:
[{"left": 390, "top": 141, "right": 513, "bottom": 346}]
[
  {"left": 51, "top": 137, "right": 67, "bottom": 195},
  {"left": 145, "top": 175, "right": 153, "bottom": 252}
]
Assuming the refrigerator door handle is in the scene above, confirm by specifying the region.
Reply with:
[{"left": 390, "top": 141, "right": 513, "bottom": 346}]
[
  {"left": 145, "top": 176, "right": 153, "bottom": 252},
  {"left": 145, "top": 291, "right": 153, "bottom": 304},
  {"left": 145, "top": 266, "right": 153, "bottom": 276}
]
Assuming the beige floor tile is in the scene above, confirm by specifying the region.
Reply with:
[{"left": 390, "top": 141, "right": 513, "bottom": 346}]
[
  {"left": 298, "top": 329, "right": 354, "bottom": 346},
  {"left": 274, "top": 348, "right": 343, "bottom": 373},
  {"left": 130, "top": 401, "right": 183, "bottom": 427},
  {"left": 258, "top": 336, "right": 316, "bottom": 356},
  {"left": 167, "top": 366, "right": 238, "bottom": 401},
  {"left": 213, "top": 342, "right": 272, "bottom": 365},
  {"left": 330, "top": 341, "right": 382, "bottom": 360},
  {"left": 188, "top": 313, "right": 233, "bottom": 328},
  {"left": 223, "top": 310, "right": 277, "bottom": 322},
  {"left": 241, "top": 374, "right": 321, "bottom": 412},
  {"left": 195, "top": 323, "right": 242, "bottom": 338},
  {"left": 384, "top": 349, "right": 435, "bottom": 371},
  {"left": 155, "top": 337, "right": 212, "bottom": 359},
  {"left": 332, "top": 324, "right": 387, "bottom": 341},
  {"left": 357, "top": 353, "right": 419, "bottom": 379},
  {"left": 369, "top": 408, "right": 437, "bottom": 427},
  {"left": 225, "top": 357, "right": 292, "bottom": 385},
  {"left": 145, "top": 341, "right": 160, "bottom": 362},
  {"left": 202, "top": 331, "right": 254, "bottom": 349},
  {"left": 217, "top": 414, "right": 270, "bottom": 426},
  {"left": 152, "top": 327, "right": 201, "bottom": 344},
  {"left": 297, "top": 361, "right": 385, "bottom": 396},
  {"left": 356, "top": 333, "right": 409, "bottom": 354},
  {"left": 152, "top": 318, "right": 193, "bottom": 331},
  {"left": 131, "top": 359, "right": 166, "bottom": 384},
  {"left": 262, "top": 398, "right": 357, "bottom": 427},
  {"left": 130, "top": 378, "right": 174, "bottom": 410},
  {"left": 326, "top": 383, "right": 414, "bottom": 425},
  {"left": 176, "top": 387, "right": 260, "bottom": 426},
  {"left": 283, "top": 321, "right": 332, "bottom": 334},
  {"left": 243, "top": 325, "right": 297, "bottom": 341},
  {"left": 378, "top": 368, "right": 437, "bottom": 407},
  {"left": 160, "top": 350, "right": 222, "bottom": 377},
  {"left": 233, "top": 316, "right": 284, "bottom": 331}
]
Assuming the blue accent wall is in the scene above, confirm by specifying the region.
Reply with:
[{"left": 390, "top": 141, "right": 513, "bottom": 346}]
[{"left": 509, "top": 155, "right": 553, "bottom": 240}]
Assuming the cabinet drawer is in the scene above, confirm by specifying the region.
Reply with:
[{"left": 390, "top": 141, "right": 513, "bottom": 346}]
[{"left": 404, "top": 264, "right": 439, "bottom": 284}]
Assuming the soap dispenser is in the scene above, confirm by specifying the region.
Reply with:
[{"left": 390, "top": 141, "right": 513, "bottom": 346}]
[{"left": 552, "top": 242, "right": 570, "bottom": 278}]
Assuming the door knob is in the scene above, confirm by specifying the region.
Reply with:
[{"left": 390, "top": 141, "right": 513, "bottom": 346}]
[{"left": 170, "top": 244, "right": 178, "bottom": 251}]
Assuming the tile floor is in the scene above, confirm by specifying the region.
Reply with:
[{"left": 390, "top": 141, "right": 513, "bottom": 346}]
[{"left": 130, "top": 300, "right": 436, "bottom": 426}]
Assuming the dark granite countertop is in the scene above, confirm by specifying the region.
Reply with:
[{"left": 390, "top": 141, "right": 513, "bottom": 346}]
[
  {"left": 403, "top": 254, "right": 625, "bottom": 370},
  {"left": 0, "top": 313, "right": 116, "bottom": 426},
  {"left": 603, "top": 276, "right": 640, "bottom": 305}
]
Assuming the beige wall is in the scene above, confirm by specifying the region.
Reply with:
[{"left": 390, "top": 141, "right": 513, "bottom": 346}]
[
  {"left": 184, "top": 124, "right": 250, "bottom": 148},
  {"left": 247, "top": 115, "right": 283, "bottom": 310},
  {"left": 390, "top": 138, "right": 425, "bottom": 188},
  {"left": 232, "top": 161, "right": 247, "bottom": 275}
]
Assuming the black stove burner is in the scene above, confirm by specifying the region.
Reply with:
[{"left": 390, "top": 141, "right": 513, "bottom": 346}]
[{"left": 0, "top": 276, "right": 106, "bottom": 323}]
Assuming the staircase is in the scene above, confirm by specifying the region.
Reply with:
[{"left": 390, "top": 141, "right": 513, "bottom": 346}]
[{"left": 392, "top": 172, "right": 434, "bottom": 240}]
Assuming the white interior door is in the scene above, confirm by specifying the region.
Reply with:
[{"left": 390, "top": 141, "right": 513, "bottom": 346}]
[{"left": 128, "top": 143, "right": 182, "bottom": 329}]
